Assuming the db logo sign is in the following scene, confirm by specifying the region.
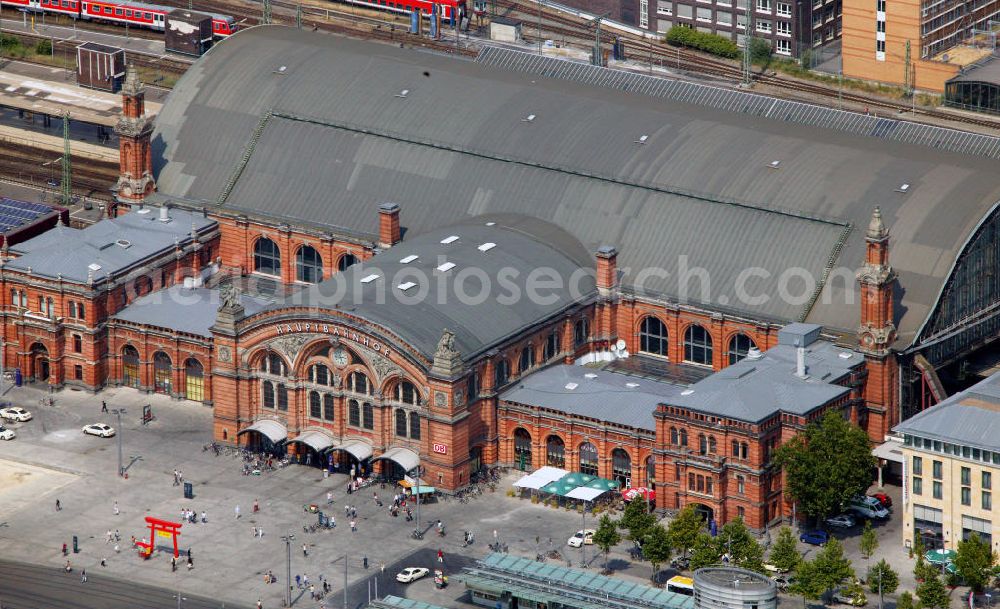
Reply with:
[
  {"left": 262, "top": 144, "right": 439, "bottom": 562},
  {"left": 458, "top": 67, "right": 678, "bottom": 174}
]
[{"left": 432, "top": 443, "right": 447, "bottom": 455}]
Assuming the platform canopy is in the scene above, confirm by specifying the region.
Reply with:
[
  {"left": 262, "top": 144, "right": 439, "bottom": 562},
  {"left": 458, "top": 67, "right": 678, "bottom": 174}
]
[
  {"left": 378, "top": 447, "right": 420, "bottom": 473},
  {"left": 335, "top": 439, "right": 373, "bottom": 461},
  {"left": 288, "top": 430, "right": 336, "bottom": 453},
  {"left": 237, "top": 419, "right": 287, "bottom": 444}
]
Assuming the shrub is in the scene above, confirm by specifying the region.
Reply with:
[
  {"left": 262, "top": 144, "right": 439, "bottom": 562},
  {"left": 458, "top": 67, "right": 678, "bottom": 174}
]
[
  {"left": 665, "top": 27, "right": 739, "bottom": 59},
  {"left": 748, "top": 37, "right": 772, "bottom": 63},
  {"left": 35, "top": 39, "right": 53, "bottom": 55}
]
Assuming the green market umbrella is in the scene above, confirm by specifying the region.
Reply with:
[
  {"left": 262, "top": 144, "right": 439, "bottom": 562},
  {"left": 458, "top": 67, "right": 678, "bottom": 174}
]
[{"left": 924, "top": 549, "right": 957, "bottom": 565}]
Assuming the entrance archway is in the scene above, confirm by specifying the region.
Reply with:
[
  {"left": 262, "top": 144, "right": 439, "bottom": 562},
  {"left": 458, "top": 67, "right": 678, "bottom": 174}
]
[
  {"left": 329, "top": 440, "right": 374, "bottom": 478},
  {"left": 29, "top": 343, "right": 49, "bottom": 382},
  {"left": 122, "top": 345, "right": 140, "bottom": 388},
  {"left": 612, "top": 448, "right": 632, "bottom": 487},
  {"left": 237, "top": 419, "right": 288, "bottom": 455},
  {"left": 470, "top": 446, "right": 484, "bottom": 479},
  {"left": 513, "top": 428, "right": 532, "bottom": 471},
  {"left": 286, "top": 430, "right": 336, "bottom": 468},
  {"left": 153, "top": 352, "right": 172, "bottom": 394},
  {"left": 691, "top": 502, "right": 714, "bottom": 523},
  {"left": 375, "top": 447, "right": 420, "bottom": 484},
  {"left": 184, "top": 358, "right": 204, "bottom": 402}
]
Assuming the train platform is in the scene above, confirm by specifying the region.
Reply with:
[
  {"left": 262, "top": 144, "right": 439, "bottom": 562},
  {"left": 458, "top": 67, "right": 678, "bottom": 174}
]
[
  {"left": 0, "top": 123, "right": 116, "bottom": 162},
  {"left": 0, "top": 69, "right": 161, "bottom": 129}
]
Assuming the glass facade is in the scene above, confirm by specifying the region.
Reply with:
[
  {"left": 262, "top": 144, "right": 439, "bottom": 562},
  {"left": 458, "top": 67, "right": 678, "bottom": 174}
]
[{"left": 946, "top": 81, "right": 1000, "bottom": 116}]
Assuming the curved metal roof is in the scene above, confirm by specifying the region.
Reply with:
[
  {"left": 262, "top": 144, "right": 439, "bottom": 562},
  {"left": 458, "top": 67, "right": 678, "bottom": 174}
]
[{"left": 152, "top": 26, "right": 1000, "bottom": 345}]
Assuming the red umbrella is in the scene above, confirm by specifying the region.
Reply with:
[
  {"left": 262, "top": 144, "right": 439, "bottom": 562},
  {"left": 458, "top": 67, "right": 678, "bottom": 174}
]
[{"left": 622, "top": 487, "right": 654, "bottom": 501}]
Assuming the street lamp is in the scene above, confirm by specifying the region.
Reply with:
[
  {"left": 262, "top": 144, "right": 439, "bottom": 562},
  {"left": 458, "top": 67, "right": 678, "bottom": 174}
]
[
  {"left": 173, "top": 589, "right": 186, "bottom": 609},
  {"left": 409, "top": 466, "right": 424, "bottom": 539},
  {"left": 111, "top": 408, "right": 126, "bottom": 477},
  {"left": 281, "top": 532, "right": 295, "bottom": 608}
]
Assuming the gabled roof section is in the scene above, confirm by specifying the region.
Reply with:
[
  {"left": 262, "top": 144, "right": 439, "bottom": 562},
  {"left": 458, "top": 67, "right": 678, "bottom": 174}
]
[{"left": 895, "top": 371, "right": 1000, "bottom": 452}]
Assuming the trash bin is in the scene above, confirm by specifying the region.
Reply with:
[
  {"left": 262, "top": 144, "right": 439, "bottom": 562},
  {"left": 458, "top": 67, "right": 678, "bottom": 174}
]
[
  {"left": 183, "top": 482, "right": 193, "bottom": 499},
  {"left": 72, "top": 535, "right": 79, "bottom": 553}
]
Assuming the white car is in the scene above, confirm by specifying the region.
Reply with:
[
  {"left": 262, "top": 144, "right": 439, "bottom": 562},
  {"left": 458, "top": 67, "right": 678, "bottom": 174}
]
[
  {"left": 82, "top": 423, "right": 115, "bottom": 438},
  {"left": 0, "top": 426, "right": 14, "bottom": 441},
  {"left": 567, "top": 529, "right": 596, "bottom": 548},
  {"left": 395, "top": 567, "right": 429, "bottom": 583},
  {"left": 826, "top": 513, "right": 857, "bottom": 528},
  {"left": 0, "top": 407, "right": 32, "bottom": 422}
]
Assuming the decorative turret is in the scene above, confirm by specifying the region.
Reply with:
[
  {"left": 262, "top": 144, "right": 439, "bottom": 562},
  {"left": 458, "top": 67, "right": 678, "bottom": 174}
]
[
  {"left": 113, "top": 63, "right": 155, "bottom": 210},
  {"left": 856, "top": 206, "right": 896, "bottom": 356}
]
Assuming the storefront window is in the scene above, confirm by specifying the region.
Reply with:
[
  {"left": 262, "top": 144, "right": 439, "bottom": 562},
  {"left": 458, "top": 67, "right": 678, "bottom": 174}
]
[
  {"left": 579, "top": 442, "right": 598, "bottom": 476},
  {"left": 546, "top": 435, "right": 565, "bottom": 468}
]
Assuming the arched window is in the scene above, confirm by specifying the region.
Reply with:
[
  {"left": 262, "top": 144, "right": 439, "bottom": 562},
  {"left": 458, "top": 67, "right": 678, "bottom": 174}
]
[
  {"left": 185, "top": 358, "right": 204, "bottom": 401},
  {"left": 295, "top": 245, "right": 324, "bottom": 283},
  {"left": 409, "top": 412, "right": 420, "bottom": 440},
  {"left": 310, "top": 364, "right": 331, "bottom": 386},
  {"left": 670, "top": 427, "right": 679, "bottom": 445},
  {"left": 740, "top": 442, "right": 749, "bottom": 459},
  {"left": 348, "top": 371, "right": 371, "bottom": 394},
  {"left": 122, "top": 345, "right": 140, "bottom": 388},
  {"left": 574, "top": 318, "right": 589, "bottom": 346},
  {"left": 395, "top": 409, "right": 408, "bottom": 437},
  {"left": 134, "top": 275, "right": 152, "bottom": 297},
  {"left": 519, "top": 345, "right": 535, "bottom": 373},
  {"left": 396, "top": 381, "right": 420, "bottom": 405},
  {"left": 546, "top": 435, "right": 565, "bottom": 468},
  {"left": 699, "top": 434, "right": 708, "bottom": 455},
  {"left": 494, "top": 359, "right": 510, "bottom": 387},
  {"left": 362, "top": 402, "right": 374, "bottom": 429},
  {"left": 544, "top": 332, "right": 558, "bottom": 360},
  {"left": 645, "top": 456, "right": 655, "bottom": 486},
  {"left": 262, "top": 380, "right": 275, "bottom": 409},
  {"left": 153, "top": 352, "right": 172, "bottom": 394},
  {"left": 338, "top": 254, "right": 358, "bottom": 271},
  {"left": 348, "top": 400, "right": 360, "bottom": 427},
  {"left": 684, "top": 325, "right": 713, "bottom": 365},
  {"left": 639, "top": 316, "right": 668, "bottom": 356},
  {"left": 262, "top": 353, "right": 287, "bottom": 376},
  {"left": 728, "top": 333, "right": 757, "bottom": 365},
  {"left": 514, "top": 428, "right": 532, "bottom": 470},
  {"left": 323, "top": 394, "right": 335, "bottom": 421},
  {"left": 732, "top": 440, "right": 740, "bottom": 457},
  {"left": 579, "top": 442, "right": 598, "bottom": 476},
  {"left": 277, "top": 384, "right": 288, "bottom": 411},
  {"left": 680, "top": 429, "right": 688, "bottom": 446},
  {"left": 612, "top": 449, "right": 632, "bottom": 486},
  {"left": 708, "top": 436, "right": 717, "bottom": 454},
  {"left": 468, "top": 372, "right": 479, "bottom": 400},
  {"left": 253, "top": 237, "right": 281, "bottom": 276},
  {"left": 310, "top": 391, "right": 322, "bottom": 419}
]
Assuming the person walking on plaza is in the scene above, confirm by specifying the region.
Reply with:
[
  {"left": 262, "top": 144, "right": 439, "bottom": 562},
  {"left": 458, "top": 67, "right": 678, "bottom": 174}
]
[
  {"left": 235, "top": 504, "right": 241, "bottom": 519},
  {"left": 113, "top": 500, "right": 119, "bottom": 516},
  {"left": 350, "top": 519, "right": 356, "bottom": 533},
  {"left": 253, "top": 498, "right": 259, "bottom": 513},
  {"left": 55, "top": 499, "right": 61, "bottom": 511},
  {"left": 252, "top": 526, "right": 257, "bottom": 538},
  {"left": 302, "top": 543, "right": 308, "bottom": 557},
  {"left": 327, "top": 491, "right": 333, "bottom": 505},
  {"left": 171, "top": 556, "right": 177, "bottom": 572},
  {"left": 81, "top": 569, "right": 87, "bottom": 583},
  {"left": 258, "top": 527, "right": 264, "bottom": 540},
  {"left": 101, "top": 401, "right": 108, "bottom": 413},
  {"left": 106, "top": 530, "right": 113, "bottom": 544},
  {"left": 437, "top": 549, "right": 444, "bottom": 563},
  {"left": 257, "top": 600, "right": 263, "bottom": 609},
  {"left": 187, "top": 554, "right": 193, "bottom": 570}
]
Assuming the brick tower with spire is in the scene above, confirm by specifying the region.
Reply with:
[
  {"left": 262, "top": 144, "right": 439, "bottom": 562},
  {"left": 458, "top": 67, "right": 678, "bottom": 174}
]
[
  {"left": 113, "top": 63, "right": 155, "bottom": 213},
  {"left": 857, "top": 206, "right": 898, "bottom": 442}
]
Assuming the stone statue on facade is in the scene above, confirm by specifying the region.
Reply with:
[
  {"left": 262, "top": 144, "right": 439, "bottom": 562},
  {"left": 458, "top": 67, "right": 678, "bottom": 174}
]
[
  {"left": 431, "top": 328, "right": 463, "bottom": 379},
  {"left": 435, "top": 329, "right": 458, "bottom": 358},
  {"left": 219, "top": 281, "right": 241, "bottom": 310}
]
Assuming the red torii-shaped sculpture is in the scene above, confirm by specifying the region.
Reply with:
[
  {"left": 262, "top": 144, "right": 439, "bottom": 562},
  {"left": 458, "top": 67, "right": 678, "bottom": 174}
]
[{"left": 135, "top": 516, "right": 182, "bottom": 559}]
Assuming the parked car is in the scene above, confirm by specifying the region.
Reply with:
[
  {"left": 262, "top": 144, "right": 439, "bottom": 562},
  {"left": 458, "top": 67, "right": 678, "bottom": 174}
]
[
  {"left": 848, "top": 496, "right": 889, "bottom": 520},
  {"left": 869, "top": 493, "right": 892, "bottom": 509},
  {"left": 396, "top": 567, "right": 429, "bottom": 583},
  {"left": 770, "top": 575, "right": 791, "bottom": 591},
  {"left": 800, "top": 530, "right": 829, "bottom": 546},
  {"left": 764, "top": 563, "right": 789, "bottom": 574},
  {"left": 82, "top": 423, "right": 115, "bottom": 438},
  {"left": 0, "top": 426, "right": 14, "bottom": 441},
  {"left": 833, "top": 586, "right": 868, "bottom": 606},
  {"left": 0, "top": 406, "right": 32, "bottom": 422},
  {"left": 568, "top": 529, "right": 596, "bottom": 548},
  {"left": 826, "top": 513, "right": 857, "bottom": 528}
]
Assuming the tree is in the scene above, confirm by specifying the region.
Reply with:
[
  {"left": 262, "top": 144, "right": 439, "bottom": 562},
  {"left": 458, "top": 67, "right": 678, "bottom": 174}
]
[
  {"left": 717, "top": 518, "right": 765, "bottom": 574},
  {"left": 592, "top": 515, "right": 621, "bottom": 574},
  {"left": 667, "top": 505, "right": 704, "bottom": 558},
  {"left": 915, "top": 572, "right": 949, "bottom": 609},
  {"left": 768, "top": 527, "right": 801, "bottom": 573},
  {"left": 792, "top": 538, "right": 855, "bottom": 600},
  {"left": 773, "top": 410, "right": 877, "bottom": 523},
  {"left": 954, "top": 534, "right": 997, "bottom": 592},
  {"left": 618, "top": 498, "right": 656, "bottom": 546},
  {"left": 860, "top": 520, "right": 879, "bottom": 564},
  {"left": 689, "top": 533, "right": 720, "bottom": 572},
  {"left": 642, "top": 524, "right": 673, "bottom": 584},
  {"left": 896, "top": 591, "right": 914, "bottom": 609},
  {"left": 867, "top": 559, "right": 899, "bottom": 608}
]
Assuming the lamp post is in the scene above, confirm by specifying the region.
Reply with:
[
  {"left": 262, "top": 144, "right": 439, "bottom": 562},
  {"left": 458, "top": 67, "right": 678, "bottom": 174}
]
[
  {"left": 409, "top": 466, "right": 424, "bottom": 539},
  {"left": 111, "top": 408, "right": 126, "bottom": 477},
  {"left": 281, "top": 532, "right": 295, "bottom": 607}
]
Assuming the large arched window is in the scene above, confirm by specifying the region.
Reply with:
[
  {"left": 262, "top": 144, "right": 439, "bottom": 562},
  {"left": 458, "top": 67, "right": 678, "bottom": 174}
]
[
  {"left": 544, "top": 332, "right": 559, "bottom": 360},
  {"left": 514, "top": 428, "right": 532, "bottom": 470},
  {"left": 277, "top": 384, "right": 288, "bottom": 411},
  {"left": 323, "top": 394, "right": 335, "bottom": 421},
  {"left": 395, "top": 381, "right": 420, "bottom": 405},
  {"left": 348, "top": 371, "right": 372, "bottom": 394},
  {"left": 153, "top": 352, "right": 172, "bottom": 394},
  {"left": 639, "top": 316, "right": 668, "bottom": 356},
  {"left": 122, "top": 345, "right": 140, "bottom": 388},
  {"left": 518, "top": 345, "right": 535, "bottom": 373},
  {"left": 185, "top": 358, "right": 204, "bottom": 401},
  {"left": 645, "top": 456, "right": 655, "bottom": 486},
  {"left": 708, "top": 436, "right": 717, "bottom": 454},
  {"left": 579, "top": 442, "right": 598, "bottom": 476},
  {"left": 349, "top": 400, "right": 360, "bottom": 427},
  {"left": 684, "top": 324, "right": 713, "bottom": 365},
  {"left": 728, "top": 333, "right": 757, "bottom": 365},
  {"left": 395, "top": 409, "right": 408, "bottom": 437},
  {"left": 309, "top": 364, "right": 332, "bottom": 386},
  {"left": 261, "top": 353, "right": 287, "bottom": 376},
  {"left": 494, "top": 359, "right": 510, "bottom": 388},
  {"left": 612, "top": 449, "right": 632, "bottom": 486},
  {"left": 310, "top": 391, "right": 323, "bottom": 419},
  {"left": 262, "top": 380, "right": 275, "bottom": 409},
  {"left": 409, "top": 412, "right": 421, "bottom": 440},
  {"left": 699, "top": 434, "right": 708, "bottom": 455},
  {"left": 546, "top": 435, "right": 565, "bottom": 468},
  {"left": 574, "top": 318, "right": 589, "bottom": 346},
  {"left": 670, "top": 427, "right": 679, "bottom": 445},
  {"left": 295, "top": 245, "right": 324, "bottom": 283},
  {"left": 338, "top": 253, "right": 358, "bottom": 271},
  {"left": 362, "top": 403, "right": 374, "bottom": 429},
  {"left": 253, "top": 237, "right": 281, "bottom": 276}
]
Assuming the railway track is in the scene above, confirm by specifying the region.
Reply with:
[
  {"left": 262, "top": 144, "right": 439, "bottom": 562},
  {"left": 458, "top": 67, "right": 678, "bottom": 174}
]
[{"left": 0, "top": 141, "right": 118, "bottom": 200}]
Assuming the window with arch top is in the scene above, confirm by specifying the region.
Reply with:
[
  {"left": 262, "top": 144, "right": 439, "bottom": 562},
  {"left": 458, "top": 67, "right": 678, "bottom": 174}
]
[
  {"left": 349, "top": 400, "right": 360, "bottom": 427},
  {"left": 362, "top": 402, "right": 374, "bottom": 429},
  {"left": 684, "top": 324, "right": 713, "bottom": 365},
  {"left": 519, "top": 345, "right": 535, "bottom": 373},
  {"left": 494, "top": 359, "right": 510, "bottom": 388},
  {"left": 253, "top": 237, "right": 281, "bottom": 277},
  {"left": 639, "top": 316, "right": 668, "bottom": 356},
  {"left": 348, "top": 371, "right": 372, "bottom": 395},
  {"left": 261, "top": 353, "right": 288, "bottom": 376},
  {"left": 728, "top": 333, "right": 757, "bottom": 365},
  {"left": 338, "top": 253, "right": 359, "bottom": 272},
  {"left": 296, "top": 245, "right": 324, "bottom": 284},
  {"left": 395, "top": 381, "right": 420, "bottom": 405}
]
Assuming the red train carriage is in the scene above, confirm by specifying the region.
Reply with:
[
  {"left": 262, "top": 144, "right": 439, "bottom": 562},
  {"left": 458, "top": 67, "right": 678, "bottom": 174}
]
[
  {"left": 342, "top": 0, "right": 462, "bottom": 21},
  {"left": 0, "top": 0, "right": 236, "bottom": 38}
]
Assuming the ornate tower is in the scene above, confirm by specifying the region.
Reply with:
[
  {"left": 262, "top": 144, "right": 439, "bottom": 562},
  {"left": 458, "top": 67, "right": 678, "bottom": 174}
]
[
  {"left": 857, "top": 207, "right": 898, "bottom": 441},
  {"left": 113, "top": 64, "right": 155, "bottom": 213}
]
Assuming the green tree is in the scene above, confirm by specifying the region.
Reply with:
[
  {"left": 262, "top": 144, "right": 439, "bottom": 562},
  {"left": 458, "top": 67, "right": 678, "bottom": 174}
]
[
  {"left": 867, "top": 559, "right": 899, "bottom": 607},
  {"left": 748, "top": 37, "right": 772, "bottom": 63},
  {"left": 860, "top": 520, "right": 879, "bottom": 565},
  {"left": 954, "top": 534, "right": 997, "bottom": 592},
  {"left": 768, "top": 527, "right": 801, "bottom": 573},
  {"left": 592, "top": 515, "right": 621, "bottom": 574},
  {"left": 667, "top": 505, "right": 704, "bottom": 558},
  {"left": 717, "top": 518, "right": 765, "bottom": 574},
  {"left": 791, "top": 538, "right": 855, "bottom": 600},
  {"left": 773, "top": 410, "right": 877, "bottom": 522},
  {"left": 688, "top": 533, "right": 720, "bottom": 572},
  {"left": 896, "top": 591, "right": 915, "bottom": 609},
  {"left": 618, "top": 498, "right": 656, "bottom": 546},
  {"left": 642, "top": 524, "right": 673, "bottom": 584},
  {"left": 35, "top": 39, "right": 52, "bottom": 56},
  {"left": 915, "top": 572, "right": 949, "bottom": 609}
]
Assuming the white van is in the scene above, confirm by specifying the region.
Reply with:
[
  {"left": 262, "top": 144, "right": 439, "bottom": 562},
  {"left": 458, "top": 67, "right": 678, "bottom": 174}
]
[{"left": 848, "top": 496, "right": 889, "bottom": 520}]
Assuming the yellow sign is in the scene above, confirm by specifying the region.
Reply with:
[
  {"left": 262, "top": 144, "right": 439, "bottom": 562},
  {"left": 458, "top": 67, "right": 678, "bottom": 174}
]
[{"left": 156, "top": 530, "right": 173, "bottom": 538}]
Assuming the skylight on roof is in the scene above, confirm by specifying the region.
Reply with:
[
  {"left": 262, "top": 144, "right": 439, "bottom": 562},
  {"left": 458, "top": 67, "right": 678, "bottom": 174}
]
[
  {"left": 564, "top": 382, "right": 578, "bottom": 390},
  {"left": 897, "top": 183, "right": 910, "bottom": 192},
  {"left": 522, "top": 114, "right": 536, "bottom": 122},
  {"left": 625, "top": 382, "right": 640, "bottom": 388},
  {"left": 636, "top": 135, "right": 648, "bottom": 144},
  {"left": 769, "top": 160, "right": 781, "bottom": 168},
  {"left": 838, "top": 352, "right": 853, "bottom": 359},
  {"left": 360, "top": 274, "right": 380, "bottom": 284},
  {"left": 584, "top": 373, "right": 597, "bottom": 379},
  {"left": 437, "top": 262, "right": 456, "bottom": 272},
  {"left": 88, "top": 263, "right": 102, "bottom": 271},
  {"left": 681, "top": 389, "right": 694, "bottom": 395},
  {"left": 440, "top": 235, "right": 459, "bottom": 244},
  {"left": 485, "top": 221, "right": 496, "bottom": 226},
  {"left": 478, "top": 242, "right": 496, "bottom": 252},
  {"left": 397, "top": 281, "right": 417, "bottom": 291},
  {"left": 400, "top": 255, "right": 419, "bottom": 264}
]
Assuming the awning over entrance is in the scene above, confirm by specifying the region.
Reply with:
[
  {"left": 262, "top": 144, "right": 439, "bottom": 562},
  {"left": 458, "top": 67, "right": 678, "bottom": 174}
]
[
  {"left": 237, "top": 419, "right": 287, "bottom": 444},
  {"left": 288, "top": 430, "right": 335, "bottom": 453},
  {"left": 873, "top": 440, "right": 905, "bottom": 464},
  {"left": 378, "top": 447, "right": 420, "bottom": 473},
  {"left": 336, "top": 440, "right": 373, "bottom": 461}
]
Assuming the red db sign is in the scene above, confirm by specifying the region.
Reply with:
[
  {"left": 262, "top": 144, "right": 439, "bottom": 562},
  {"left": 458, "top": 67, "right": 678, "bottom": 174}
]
[{"left": 432, "top": 443, "right": 447, "bottom": 454}]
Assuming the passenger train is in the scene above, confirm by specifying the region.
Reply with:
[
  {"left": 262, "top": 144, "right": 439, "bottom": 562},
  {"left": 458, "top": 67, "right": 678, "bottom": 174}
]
[
  {"left": 340, "top": 0, "right": 463, "bottom": 22},
  {"left": 1, "top": 0, "right": 238, "bottom": 38}
]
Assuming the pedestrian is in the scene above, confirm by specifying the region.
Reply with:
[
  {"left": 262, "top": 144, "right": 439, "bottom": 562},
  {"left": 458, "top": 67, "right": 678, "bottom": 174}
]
[
  {"left": 62, "top": 543, "right": 67, "bottom": 556},
  {"left": 55, "top": 499, "right": 61, "bottom": 511},
  {"left": 235, "top": 504, "right": 241, "bottom": 519},
  {"left": 327, "top": 491, "right": 333, "bottom": 505},
  {"left": 187, "top": 554, "right": 193, "bottom": 570},
  {"left": 201, "top": 511, "right": 207, "bottom": 523},
  {"left": 295, "top": 574, "right": 301, "bottom": 589},
  {"left": 171, "top": 556, "right": 177, "bottom": 572},
  {"left": 303, "top": 574, "right": 310, "bottom": 588},
  {"left": 178, "top": 470, "right": 184, "bottom": 483},
  {"left": 101, "top": 401, "right": 108, "bottom": 413},
  {"left": 437, "top": 549, "right": 444, "bottom": 563},
  {"left": 173, "top": 470, "right": 180, "bottom": 486},
  {"left": 106, "top": 530, "right": 113, "bottom": 543},
  {"left": 258, "top": 527, "right": 264, "bottom": 540},
  {"left": 253, "top": 498, "right": 259, "bottom": 513},
  {"left": 257, "top": 600, "right": 263, "bottom": 609},
  {"left": 344, "top": 505, "right": 350, "bottom": 516},
  {"left": 114, "top": 543, "right": 120, "bottom": 554},
  {"left": 350, "top": 519, "right": 356, "bottom": 532},
  {"left": 81, "top": 569, "right": 87, "bottom": 583},
  {"left": 330, "top": 515, "right": 336, "bottom": 528},
  {"left": 302, "top": 543, "right": 308, "bottom": 557},
  {"left": 114, "top": 529, "right": 120, "bottom": 542},
  {"left": 100, "top": 557, "right": 107, "bottom": 567},
  {"left": 252, "top": 526, "right": 257, "bottom": 538},
  {"left": 113, "top": 500, "right": 119, "bottom": 516}
]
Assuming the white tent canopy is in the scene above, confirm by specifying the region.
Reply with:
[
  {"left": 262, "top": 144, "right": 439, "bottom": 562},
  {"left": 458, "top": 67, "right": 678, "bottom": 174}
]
[
  {"left": 335, "top": 439, "right": 373, "bottom": 461},
  {"left": 513, "top": 466, "right": 569, "bottom": 489},
  {"left": 378, "top": 446, "right": 420, "bottom": 473},
  {"left": 565, "top": 487, "right": 605, "bottom": 501},
  {"left": 237, "top": 419, "right": 287, "bottom": 443},
  {"left": 288, "top": 430, "right": 335, "bottom": 452}
]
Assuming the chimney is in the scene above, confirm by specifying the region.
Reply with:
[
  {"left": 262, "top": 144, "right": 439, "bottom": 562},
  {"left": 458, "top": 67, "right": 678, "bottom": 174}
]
[
  {"left": 795, "top": 341, "right": 808, "bottom": 378},
  {"left": 378, "top": 203, "right": 401, "bottom": 248},
  {"left": 596, "top": 245, "right": 618, "bottom": 297},
  {"left": 159, "top": 204, "right": 171, "bottom": 223}
]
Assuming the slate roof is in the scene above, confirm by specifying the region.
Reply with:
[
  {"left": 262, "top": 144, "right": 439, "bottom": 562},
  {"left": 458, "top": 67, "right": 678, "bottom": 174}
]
[
  {"left": 113, "top": 285, "right": 273, "bottom": 337},
  {"left": 152, "top": 26, "right": 1000, "bottom": 345},
  {"left": 273, "top": 215, "right": 595, "bottom": 360},
  {"left": 500, "top": 364, "right": 684, "bottom": 431},
  {"left": 6, "top": 207, "right": 216, "bottom": 283},
  {"left": 894, "top": 371, "right": 1000, "bottom": 452}
]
